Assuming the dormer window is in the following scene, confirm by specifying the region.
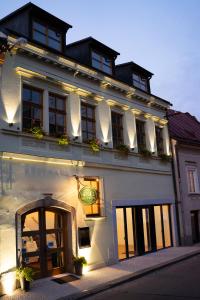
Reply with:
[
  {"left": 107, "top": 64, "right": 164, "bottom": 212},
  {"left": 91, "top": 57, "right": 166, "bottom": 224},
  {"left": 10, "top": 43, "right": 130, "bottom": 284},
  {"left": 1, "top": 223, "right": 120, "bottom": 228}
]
[
  {"left": 32, "top": 20, "right": 62, "bottom": 51},
  {"left": 91, "top": 51, "right": 112, "bottom": 75},
  {"left": 132, "top": 73, "right": 147, "bottom": 91}
]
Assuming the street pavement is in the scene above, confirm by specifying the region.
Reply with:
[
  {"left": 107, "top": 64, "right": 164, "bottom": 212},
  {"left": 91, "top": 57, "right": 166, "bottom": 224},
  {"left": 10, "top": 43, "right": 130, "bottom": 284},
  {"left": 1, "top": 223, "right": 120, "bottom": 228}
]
[{"left": 85, "top": 254, "right": 200, "bottom": 300}]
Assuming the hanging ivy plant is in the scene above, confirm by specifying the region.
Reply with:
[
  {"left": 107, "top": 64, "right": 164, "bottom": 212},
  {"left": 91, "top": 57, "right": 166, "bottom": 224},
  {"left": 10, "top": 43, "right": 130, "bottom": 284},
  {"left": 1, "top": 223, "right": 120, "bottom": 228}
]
[
  {"left": 30, "top": 126, "right": 45, "bottom": 139},
  {"left": 58, "top": 135, "right": 70, "bottom": 146},
  {"left": 87, "top": 138, "right": 101, "bottom": 152},
  {"left": 116, "top": 144, "right": 130, "bottom": 155},
  {"left": 139, "top": 148, "right": 152, "bottom": 158}
]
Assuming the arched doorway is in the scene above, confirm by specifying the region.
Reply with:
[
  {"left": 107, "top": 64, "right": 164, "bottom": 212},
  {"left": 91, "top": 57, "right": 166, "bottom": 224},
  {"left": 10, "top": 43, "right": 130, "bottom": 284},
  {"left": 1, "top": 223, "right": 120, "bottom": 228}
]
[{"left": 17, "top": 197, "right": 75, "bottom": 279}]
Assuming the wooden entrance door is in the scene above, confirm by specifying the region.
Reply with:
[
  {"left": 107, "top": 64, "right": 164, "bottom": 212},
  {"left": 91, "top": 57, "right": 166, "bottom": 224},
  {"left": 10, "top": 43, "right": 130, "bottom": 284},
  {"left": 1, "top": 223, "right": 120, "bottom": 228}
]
[{"left": 21, "top": 207, "right": 68, "bottom": 278}]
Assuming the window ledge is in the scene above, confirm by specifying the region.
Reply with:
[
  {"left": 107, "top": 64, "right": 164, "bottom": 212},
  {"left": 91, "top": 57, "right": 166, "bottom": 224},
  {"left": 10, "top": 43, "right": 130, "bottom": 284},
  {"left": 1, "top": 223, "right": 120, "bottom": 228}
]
[{"left": 188, "top": 193, "right": 200, "bottom": 196}]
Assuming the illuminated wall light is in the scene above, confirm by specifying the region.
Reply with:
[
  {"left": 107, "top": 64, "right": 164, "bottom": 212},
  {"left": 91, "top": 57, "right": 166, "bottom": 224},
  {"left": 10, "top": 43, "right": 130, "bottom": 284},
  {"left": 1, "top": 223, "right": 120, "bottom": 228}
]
[
  {"left": 1, "top": 272, "right": 16, "bottom": 295},
  {"left": 97, "top": 101, "right": 112, "bottom": 144},
  {"left": 124, "top": 110, "right": 137, "bottom": 150},
  {"left": 2, "top": 152, "right": 85, "bottom": 167},
  {"left": 69, "top": 93, "right": 81, "bottom": 138}
]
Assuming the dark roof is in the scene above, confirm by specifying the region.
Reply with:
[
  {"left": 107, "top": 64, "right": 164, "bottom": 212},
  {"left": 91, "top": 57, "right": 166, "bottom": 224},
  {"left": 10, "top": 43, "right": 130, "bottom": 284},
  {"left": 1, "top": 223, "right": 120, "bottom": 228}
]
[
  {"left": 167, "top": 109, "right": 200, "bottom": 144},
  {"left": 66, "top": 36, "right": 120, "bottom": 57},
  {"left": 116, "top": 61, "right": 154, "bottom": 77},
  {"left": 0, "top": 2, "right": 72, "bottom": 29}
]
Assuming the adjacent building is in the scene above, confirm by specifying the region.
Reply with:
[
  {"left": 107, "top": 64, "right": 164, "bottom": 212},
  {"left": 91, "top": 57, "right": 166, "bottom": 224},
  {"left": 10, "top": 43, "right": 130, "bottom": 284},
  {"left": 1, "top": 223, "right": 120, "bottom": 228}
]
[
  {"left": 168, "top": 110, "right": 200, "bottom": 245},
  {"left": 0, "top": 3, "right": 177, "bottom": 295}
]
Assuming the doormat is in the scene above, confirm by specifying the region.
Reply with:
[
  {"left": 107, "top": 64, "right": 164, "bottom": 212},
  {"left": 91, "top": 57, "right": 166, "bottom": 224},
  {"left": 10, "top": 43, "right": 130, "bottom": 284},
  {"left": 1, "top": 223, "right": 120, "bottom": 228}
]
[{"left": 52, "top": 274, "right": 79, "bottom": 284}]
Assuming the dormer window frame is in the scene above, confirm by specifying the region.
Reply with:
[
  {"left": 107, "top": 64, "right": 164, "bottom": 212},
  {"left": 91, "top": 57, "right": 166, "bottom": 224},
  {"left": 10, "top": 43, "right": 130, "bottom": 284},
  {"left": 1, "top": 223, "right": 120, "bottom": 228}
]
[
  {"left": 32, "top": 19, "right": 63, "bottom": 52},
  {"left": 132, "top": 72, "right": 148, "bottom": 92},
  {"left": 91, "top": 49, "right": 113, "bottom": 75}
]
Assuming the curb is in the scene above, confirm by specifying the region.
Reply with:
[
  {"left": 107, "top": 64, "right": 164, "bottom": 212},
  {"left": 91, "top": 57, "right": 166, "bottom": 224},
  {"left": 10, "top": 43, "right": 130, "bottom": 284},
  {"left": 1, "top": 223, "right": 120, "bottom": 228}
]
[{"left": 58, "top": 249, "right": 200, "bottom": 300}]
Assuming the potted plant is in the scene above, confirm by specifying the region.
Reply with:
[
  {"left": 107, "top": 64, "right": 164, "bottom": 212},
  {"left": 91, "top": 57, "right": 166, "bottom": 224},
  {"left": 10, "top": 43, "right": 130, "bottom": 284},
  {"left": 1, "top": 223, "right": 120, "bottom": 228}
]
[
  {"left": 159, "top": 153, "right": 171, "bottom": 162},
  {"left": 58, "top": 135, "right": 70, "bottom": 146},
  {"left": 73, "top": 256, "right": 87, "bottom": 276},
  {"left": 16, "top": 266, "right": 34, "bottom": 291},
  {"left": 87, "top": 138, "right": 101, "bottom": 152},
  {"left": 30, "top": 126, "right": 45, "bottom": 139},
  {"left": 116, "top": 144, "right": 130, "bottom": 155},
  {"left": 139, "top": 148, "right": 152, "bottom": 158}
]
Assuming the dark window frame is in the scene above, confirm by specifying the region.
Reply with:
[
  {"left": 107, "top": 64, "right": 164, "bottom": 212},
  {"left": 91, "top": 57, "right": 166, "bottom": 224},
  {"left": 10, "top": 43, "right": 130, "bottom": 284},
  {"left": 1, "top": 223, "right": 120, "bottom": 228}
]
[
  {"left": 111, "top": 111, "right": 124, "bottom": 148},
  {"left": 32, "top": 19, "right": 62, "bottom": 51},
  {"left": 81, "top": 102, "right": 96, "bottom": 142},
  {"left": 91, "top": 50, "right": 113, "bottom": 75},
  {"left": 136, "top": 119, "right": 146, "bottom": 152},
  {"left": 22, "top": 85, "right": 43, "bottom": 132},
  {"left": 155, "top": 126, "right": 164, "bottom": 155},
  {"left": 49, "top": 92, "right": 66, "bottom": 137},
  {"left": 132, "top": 73, "right": 148, "bottom": 91},
  {"left": 116, "top": 204, "right": 173, "bottom": 261}
]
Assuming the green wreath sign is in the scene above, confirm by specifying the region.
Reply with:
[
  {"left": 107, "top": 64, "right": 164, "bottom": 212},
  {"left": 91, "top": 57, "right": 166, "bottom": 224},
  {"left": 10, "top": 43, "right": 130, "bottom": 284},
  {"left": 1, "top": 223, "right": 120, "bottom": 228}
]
[{"left": 79, "top": 186, "right": 97, "bottom": 205}]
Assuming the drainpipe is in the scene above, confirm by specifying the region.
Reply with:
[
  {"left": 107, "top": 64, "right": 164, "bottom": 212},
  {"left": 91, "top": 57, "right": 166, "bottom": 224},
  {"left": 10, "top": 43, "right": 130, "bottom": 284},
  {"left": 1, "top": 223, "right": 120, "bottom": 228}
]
[
  {"left": 165, "top": 111, "right": 182, "bottom": 246},
  {"left": 170, "top": 139, "right": 182, "bottom": 245}
]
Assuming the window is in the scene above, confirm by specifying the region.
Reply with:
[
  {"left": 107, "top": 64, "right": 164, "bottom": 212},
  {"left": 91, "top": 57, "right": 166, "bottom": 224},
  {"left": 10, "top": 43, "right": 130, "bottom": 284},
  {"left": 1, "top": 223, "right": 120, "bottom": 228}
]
[
  {"left": 136, "top": 120, "right": 146, "bottom": 152},
  {"left": 155, "top": 126, "right": 164, "bottom": 155},
  {"left": 78, "top": 227, "right": 91, "bottom": 248},
  {"left": 81, "top": 102, "right": 96, "bottom": 142},
  {"left": 187, "top": 166, "right": 200, "bottom": 194},
  {"left": 22, "top": 85, "right": 43, "bottom": 131},
  {"left": 91, "top": 51, "right": 112, "bottom": 74},
  {"left": 32, "top": 21, "right": 62, "bottom": 51},
  {"left": 81, "top": 178, "right": 101, "bottom": 217},
  {"left": 49, "top": 93, "right": 66, "bottom": 136},
  {"left": 132, "top": 73, "right": 147, "bottom": 91},
  {"left": 111, "top": 111, "right": 124, "bottom": 147}
]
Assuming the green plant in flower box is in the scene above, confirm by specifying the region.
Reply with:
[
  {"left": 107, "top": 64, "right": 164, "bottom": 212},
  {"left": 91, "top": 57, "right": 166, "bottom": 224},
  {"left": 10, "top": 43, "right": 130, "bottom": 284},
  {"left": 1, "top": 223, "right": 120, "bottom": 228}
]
[
  {"left": 30, "top": 126, "right": 45, "bottom": 139},
  {"left": 139, "top": 148, "right": 152, "bottom": 158},
  {"left": 88, "top": 138, "right": 101, "bottom": 152},
  {"left": 159, "top": 153, "right": 171, "bottom": 162},
  {"left": 116, "top": 144, "right": 130, "bottom": 155},
  {"left": 58, "top": 135, "right": 70, "bottom": 146}
]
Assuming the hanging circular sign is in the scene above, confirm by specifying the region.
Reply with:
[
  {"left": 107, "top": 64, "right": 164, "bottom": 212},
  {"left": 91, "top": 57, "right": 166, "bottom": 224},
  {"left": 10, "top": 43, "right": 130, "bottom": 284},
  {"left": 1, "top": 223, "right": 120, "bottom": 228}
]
[{"left": 79, "top": 186, "right": 97, "bottom": 205}]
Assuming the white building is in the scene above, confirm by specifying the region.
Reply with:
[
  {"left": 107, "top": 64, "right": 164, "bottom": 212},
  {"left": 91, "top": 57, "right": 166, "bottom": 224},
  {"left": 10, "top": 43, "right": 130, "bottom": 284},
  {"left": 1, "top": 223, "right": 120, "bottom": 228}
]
[{"left": 0, "top": 3, "right": 177, "bottom": 295}]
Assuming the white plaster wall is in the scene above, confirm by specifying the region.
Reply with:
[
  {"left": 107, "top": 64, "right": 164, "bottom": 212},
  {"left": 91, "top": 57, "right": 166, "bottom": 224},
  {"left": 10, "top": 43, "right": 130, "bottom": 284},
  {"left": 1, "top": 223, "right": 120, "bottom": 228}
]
[
  {"left": 0, "top": 157, "right": 175, "bottom": 274},
  {"left": 177, "top": 146, "right": 200, "bottom": 245}
]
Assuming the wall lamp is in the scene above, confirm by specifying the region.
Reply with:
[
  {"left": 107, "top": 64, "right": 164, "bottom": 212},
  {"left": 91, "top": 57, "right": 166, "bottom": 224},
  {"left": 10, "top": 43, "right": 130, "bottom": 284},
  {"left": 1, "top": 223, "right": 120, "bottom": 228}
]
[
  {"left": 104, "top": 142, "right": 108, "bottom": 146},
  {"left": 8, "top": 123, "right": 13, "bottom": 127},
  {"left": 152, "top": 151, "right": 155, "bottom": 154},
  {"left": 131, "top": 147, "right": 135, "bottom": 151}
]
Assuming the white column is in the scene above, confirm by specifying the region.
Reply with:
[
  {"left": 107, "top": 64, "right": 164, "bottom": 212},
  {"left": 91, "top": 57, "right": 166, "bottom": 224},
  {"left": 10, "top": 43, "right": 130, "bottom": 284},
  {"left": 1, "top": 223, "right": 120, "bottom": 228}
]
[
  {"left": 145, "top": 116, "right": 156, "bottom": 153},
  {"left": 163, "top": 124, "right": 170, "bottom": 155},
  {"left": 123, "top": 110, "right": 137, "bottom": 151},
  {"left": 96, "top": 100, "right": 113, "bottom": 148},
  {"left": 43, "top": 89, "right": 49, "bottom": 134},
  {"left": 67, "top": 92, "right": 82, "bottom": 142}
]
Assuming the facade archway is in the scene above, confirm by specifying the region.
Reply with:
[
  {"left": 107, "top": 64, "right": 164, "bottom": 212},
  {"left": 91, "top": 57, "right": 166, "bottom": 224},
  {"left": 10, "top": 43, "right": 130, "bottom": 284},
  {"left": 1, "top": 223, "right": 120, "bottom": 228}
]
[{"left": 16, "top": 196, "right": 75, "bottom": 278}]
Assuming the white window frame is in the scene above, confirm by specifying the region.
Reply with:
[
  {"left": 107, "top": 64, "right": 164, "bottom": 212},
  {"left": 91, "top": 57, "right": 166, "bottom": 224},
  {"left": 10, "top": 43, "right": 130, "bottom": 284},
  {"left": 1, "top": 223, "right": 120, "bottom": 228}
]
[{"left": 186, "top": 165, "right": 200, "bottom": 194}]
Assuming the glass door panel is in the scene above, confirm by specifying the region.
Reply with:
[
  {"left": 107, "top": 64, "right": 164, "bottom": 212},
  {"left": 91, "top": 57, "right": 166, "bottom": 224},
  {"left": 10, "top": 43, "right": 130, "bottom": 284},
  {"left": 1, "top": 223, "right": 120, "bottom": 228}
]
[
  {"left": 45, "top": 211, "right": 62, "bottom": 229},
  {"left": 162, "top": 205, "right": 171, "bottom": 247},
  {"left": 22, "top": 208, "right": 67, "bottom": 278},
  {"left": 142, "top": 208, "right": 152, "bottom": 252},
  {"left": 116, "top": 208, "right": 126, "bottom": 259},
  {"left": 154, "top": 206, "right": 164, "bottom": 250},
  {"left": 22, "top": 211, "right": 41, "bottom": 277},
  {"left": 126, "top": 208, "right": 135, "bottom": 257},
  {"left": 23, "top": 211, "right": 39, "bottom": 231}
]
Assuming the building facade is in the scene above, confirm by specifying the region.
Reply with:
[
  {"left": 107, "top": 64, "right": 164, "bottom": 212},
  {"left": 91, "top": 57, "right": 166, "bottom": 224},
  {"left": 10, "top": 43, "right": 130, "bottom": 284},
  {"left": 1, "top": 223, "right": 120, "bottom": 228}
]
[
  {"left": 0, "top": 3, "right": 177, "bottom": 295},
  {"left": 168, "top": 110, "right": 200, "bottom": 246}
]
